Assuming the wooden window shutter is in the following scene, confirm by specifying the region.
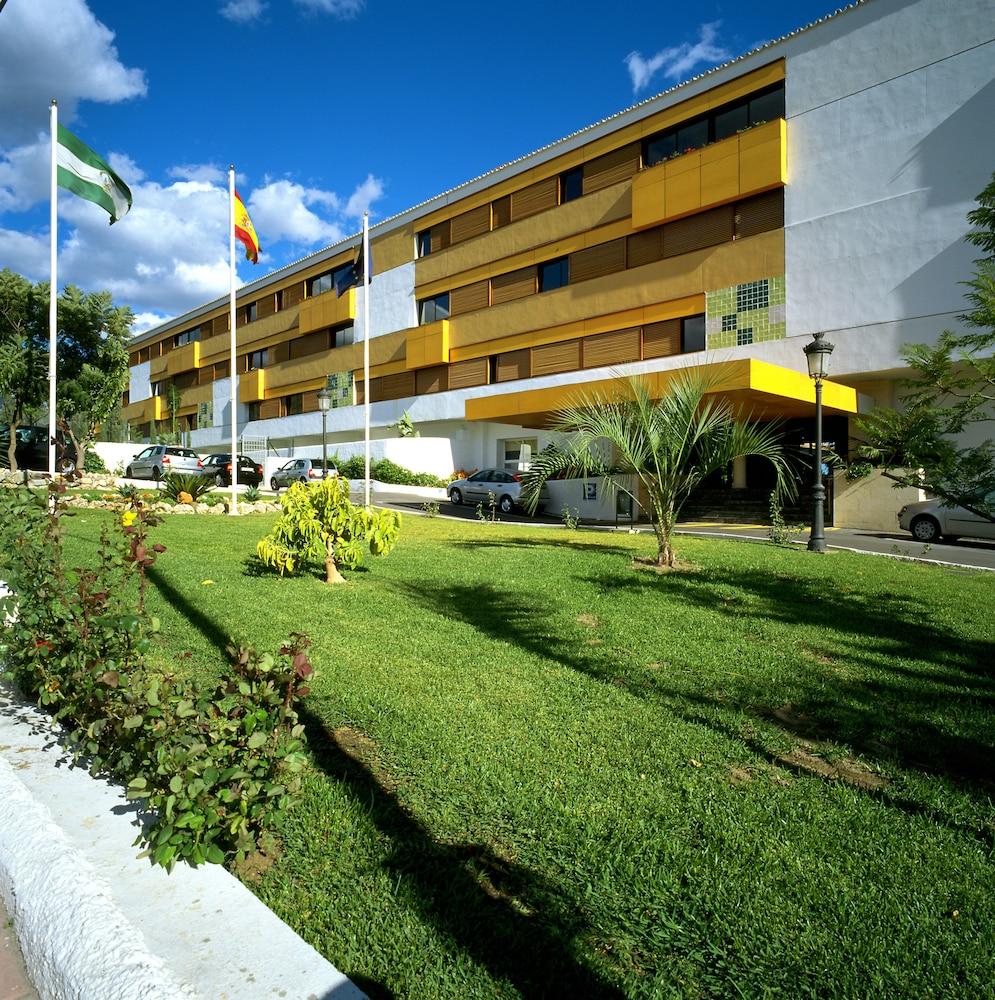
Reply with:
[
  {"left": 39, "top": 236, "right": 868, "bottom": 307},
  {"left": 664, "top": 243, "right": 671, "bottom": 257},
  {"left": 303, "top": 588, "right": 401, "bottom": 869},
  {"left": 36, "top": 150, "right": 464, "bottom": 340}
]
[
  {"left": 197, "top": 366, "right": 213, "bottom": 386},
  {"left": 736, "top": 190, "right": 784, "bottom": 239},
  {"left": 212, "top": 315, "right": 228, "bottom": 337},
  {"left": 510, "top": 176, "right": 558, "bottom": 221},
  {"left": 531, "top": 339, "right": 581, "bottom": 377},
  {"left": 257, "top": 294, "right": 276, "bottom": 320},
  {"left": 582, "top": 143, "right": 641, "bottom": 195},
  {"left": 568, "top": 238, "right": 626, "bottom": 284},
  {"left": 269, "top": 341, "right": 290, "bottom": 364},
  {"left": 289, "top": 329, "right": 329, "bottom": 360},
  {"left": 664, "top": 205, "right": 735, "bottom": 257},
  {"left": 260, "top": 398, "right": 281, "bottom": 420},
  {"left": 429, "top": 221, "right": 452, "bottom": 254},
  {"left": 301, "top": 390, "right": 320, "bottom": 412},
  {"left": 448, "top": 357, "right": 489, "bottom": 389},
  {"left": 129, "top": 351, "right": 140, "bottom": 367},
  {"left": 416, "top": 365, "right": 449, "bottom": 395},
  {"left": 380, "top": 371, "right": 416, "bottom": 400},
  {"left": 495, "top": 349, "right": 530, "bottom": 382},
  {"left": 283, "top": 282, "right": 304, "bottom": 308},
  {"left": 214, "top": 360, "right": 230, "bottom": 380},
  {"left": 450, "top": 204, "right": 490, "bottom": 245},
  {"left": 490, "top": 266, "right": 536, "bottom": 305},
  {"left": 582, "top": 328, "right": 641, "bottom": 369},
  {"left": 642, "top": 319, "right": 681, "bottom": 359},
  {"left": 627, "top": 228, "right": 665, "bottom": 269},
  {"left": 449, "top": 280, "right": 490, "bottom": 315},
  {"left": 492, "top": 194, "right": 511, "bottom": 229}
]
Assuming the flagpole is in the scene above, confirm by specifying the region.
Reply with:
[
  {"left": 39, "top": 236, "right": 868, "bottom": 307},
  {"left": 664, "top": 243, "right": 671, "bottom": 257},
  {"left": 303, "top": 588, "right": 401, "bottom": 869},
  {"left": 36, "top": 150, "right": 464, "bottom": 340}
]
[
  {"left": 48, "top": 99, "right": 58, "bottom": 479},
  {"left": 228, "top": 165, "right": 239, "bottom": 516},
  {"left": 363, "top": 211, "right": 371, "bottom": 511}
]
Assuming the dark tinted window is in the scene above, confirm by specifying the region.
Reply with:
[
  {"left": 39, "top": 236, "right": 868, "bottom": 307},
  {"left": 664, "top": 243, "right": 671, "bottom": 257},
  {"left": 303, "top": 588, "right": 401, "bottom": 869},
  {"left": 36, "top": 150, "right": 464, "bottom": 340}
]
[
  {"left": 419, "top": 293, "right": 450, "bottom": 324},
  {"left": 676, "top": 119, "right": 708, "bottom": 153},
  {"left": 645, "top": 132, "right": 676, "bottom": 167},
  {"left": 417, "top": 231, "right": 432, "bottom": 257},
  {"left": 560, "top": 167, "right": 583, "bottom": 203},
  {"left": 681, "top": 314, "right": 706, "bottom": 354},
  {"left": 539, "top": 257, "right": 569, "bottom": 292},
  {"left": 713, "top": 104, "right": 749, "bottom": 141},
  {"left": 749, "top": 87, "right": 785, "bottom": 124}
]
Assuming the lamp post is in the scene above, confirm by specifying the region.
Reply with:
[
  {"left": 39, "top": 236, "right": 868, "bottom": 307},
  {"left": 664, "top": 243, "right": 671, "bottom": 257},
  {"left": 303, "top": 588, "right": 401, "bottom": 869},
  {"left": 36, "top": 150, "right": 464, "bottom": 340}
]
[
  {"left": 803, "top": 331, "right": 835, "bottom": 553},
  {"left": 317, "top": 386, "right": 332, "bottom": 478}
]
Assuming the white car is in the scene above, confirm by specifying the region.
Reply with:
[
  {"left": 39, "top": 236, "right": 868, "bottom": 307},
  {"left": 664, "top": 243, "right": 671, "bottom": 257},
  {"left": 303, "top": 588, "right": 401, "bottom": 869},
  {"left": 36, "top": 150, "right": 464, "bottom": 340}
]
[{"left": 898, "top": 495, "right": 995, "bottom": 542}]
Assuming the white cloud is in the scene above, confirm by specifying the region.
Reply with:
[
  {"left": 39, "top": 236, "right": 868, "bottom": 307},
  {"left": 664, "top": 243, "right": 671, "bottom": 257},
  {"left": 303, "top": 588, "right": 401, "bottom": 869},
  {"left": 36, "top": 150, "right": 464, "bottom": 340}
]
[
  {"left": 0, "top": 0, "right": 146, "bottom": 146},
  {"left": 0, "top": 137, "right": 49, "bottom": 213},
  {"left": 167, "top": 163, "right": 227, "bottom": 185},
  {"left": 131, "top": 311, "right": 171, "bottom": 335},
  {"left": 219, "top": 0, "right": 268, "bottom": 23},
  {"left": 293, "top": 0, "right": 364, "bottom": 17},
  {"left": 248, "top": 179, "right": 344, "bottom": 246},
  {"left": 625, "top": 23, "right": 730, "bottom": 94},
  {"left": 345, "top": 174, "right": 384, "bottom": 218}
]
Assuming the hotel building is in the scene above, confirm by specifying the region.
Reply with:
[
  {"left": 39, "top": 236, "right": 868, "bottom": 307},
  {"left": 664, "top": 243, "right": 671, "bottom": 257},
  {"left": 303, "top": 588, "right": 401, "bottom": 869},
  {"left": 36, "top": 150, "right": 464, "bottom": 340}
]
[{"left": 122, "top": 0, "right": 995, "bottom": 518}]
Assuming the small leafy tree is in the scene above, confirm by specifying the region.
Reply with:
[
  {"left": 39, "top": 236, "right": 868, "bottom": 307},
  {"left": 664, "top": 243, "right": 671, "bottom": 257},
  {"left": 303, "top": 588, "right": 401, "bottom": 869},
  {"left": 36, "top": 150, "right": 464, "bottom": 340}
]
[
  {"left": 257, "top": 476, "right": 401, "bottom": 583},
  {"left": 0, "top": 269, "right": 48, "bottom": 471},
  {"left": 858, "top": 172, "right": 995, "bottom": 519},
  {"left": 521, "top": 370, "right": 794, "bottom": 567},
  {"left": 166, "top": 383, "right": 183, "bottom": 442}
]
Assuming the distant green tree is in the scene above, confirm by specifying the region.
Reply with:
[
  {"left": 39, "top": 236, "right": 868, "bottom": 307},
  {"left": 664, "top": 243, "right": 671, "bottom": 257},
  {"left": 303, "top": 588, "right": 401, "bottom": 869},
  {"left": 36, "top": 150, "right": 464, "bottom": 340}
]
[
  {"left": 859, "top": 172, "right": 995, "bottom": 519},
  {"left": 56, "top": 284, "right": 133, "bottom": 475},
  {"left": 520, "top": 370, "right": 794, "bottom": 568},
  {"left": 0, "top": 269, "right": 48, "bottom": 471}
]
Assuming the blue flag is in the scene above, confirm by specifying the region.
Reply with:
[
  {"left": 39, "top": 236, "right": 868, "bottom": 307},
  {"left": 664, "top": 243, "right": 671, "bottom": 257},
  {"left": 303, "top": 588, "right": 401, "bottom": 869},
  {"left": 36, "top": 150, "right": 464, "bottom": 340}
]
[{"left": 335, "top": 242, "right": 372, "bottom": 297}]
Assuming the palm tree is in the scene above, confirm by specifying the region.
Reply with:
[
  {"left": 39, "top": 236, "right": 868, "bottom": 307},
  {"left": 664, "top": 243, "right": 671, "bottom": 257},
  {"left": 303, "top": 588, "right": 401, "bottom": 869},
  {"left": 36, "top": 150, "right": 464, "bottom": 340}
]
[{"left": 521, "top": 369, "right": 795, "bottom": 567}]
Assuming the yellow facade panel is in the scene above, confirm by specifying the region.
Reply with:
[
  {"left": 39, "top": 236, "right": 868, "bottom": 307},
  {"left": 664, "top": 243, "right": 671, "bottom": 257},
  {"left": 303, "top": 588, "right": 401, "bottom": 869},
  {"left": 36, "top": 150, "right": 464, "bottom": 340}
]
[
  {"left": 663, "top": 163, "right": 701, "bottom": 219},
  {"left": 631, "top": 172, "right": 666, "bottom": 230},
  {"left": 373, "top": 224, "right": 415, "bottom": 272},
  {"left": 166, "top": 340, "right": 201, "bottom": 376},
  {"left": 238, "top": 367, "right": 265, "bottom": 403},
  {"left": 264, "top": 355, "right": 332, "bottom": 394},
  {"left": 149, "top": 353, "right": 168, "bottom": 379},
  {"left": 405, "top": 319, "right": 450, "bottom": 370},
  {"left": 299, "top": 288, "right": 355, "bottom": 335},
  {"left": 700, "top": 143, "right": 740, "bottom": 206},
  {"left": 124, "top": 395, "right": 165, "bottom": 424},
  {"left": 739, "top": 119, "right": 787, "bottom": 194}
]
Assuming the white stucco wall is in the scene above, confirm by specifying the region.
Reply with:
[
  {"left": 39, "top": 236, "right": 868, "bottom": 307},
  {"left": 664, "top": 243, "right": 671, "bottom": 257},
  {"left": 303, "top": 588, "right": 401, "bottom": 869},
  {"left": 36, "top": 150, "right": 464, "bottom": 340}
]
[
  {"left": 129, "top": 360, "right": 151, "bottom": 403},
  {"left": 355, "top": 260, "right": 416, "bottom": 340},
  {"left": 783, "top": 0, "right": 995, "bottom": 376}
]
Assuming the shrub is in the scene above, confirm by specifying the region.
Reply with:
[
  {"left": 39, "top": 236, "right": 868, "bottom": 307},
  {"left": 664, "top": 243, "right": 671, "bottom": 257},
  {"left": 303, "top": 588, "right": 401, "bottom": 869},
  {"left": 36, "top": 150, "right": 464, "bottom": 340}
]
[
  {"left": 338, "top": 455, "right": 366, "bottom": 479},
  {"left": 334, "top": 454, "right": 446, "bottom": 488},
  {"left": 244, "top": 485, "right": 262, "bottom": 502},
  {"left": 84, "top": 450, "right": 108, "bottom": 473},
  {"left": 0, "top": 485, "right": 313, "bottom": 869},
  {"left": 256, "top": 476, "right": 401, "bottom": 583},
  {"left": 162, "top": 471, "right": 213, "bottom": 503}
]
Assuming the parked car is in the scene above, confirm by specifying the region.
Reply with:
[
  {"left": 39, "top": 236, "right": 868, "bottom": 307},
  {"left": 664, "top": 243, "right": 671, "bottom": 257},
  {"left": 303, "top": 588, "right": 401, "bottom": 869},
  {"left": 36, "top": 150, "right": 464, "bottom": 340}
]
[
  {"left": 125, "top": 445, "right": 204, "bottom": 481},
  {"left": 0, "top": 424, "right": 77, "bottom": 474},
  {"left": 898, "top": 494, "right": 995, "bottom": 542},
  {"left": 447, "top": 468, "right": 549, "bottom": 514},
  {"left": 202, "top": 453, "right": 264, "bottom": 488},
  {"left": 269, "top": 458, "right": 337, "bottom": 492}
]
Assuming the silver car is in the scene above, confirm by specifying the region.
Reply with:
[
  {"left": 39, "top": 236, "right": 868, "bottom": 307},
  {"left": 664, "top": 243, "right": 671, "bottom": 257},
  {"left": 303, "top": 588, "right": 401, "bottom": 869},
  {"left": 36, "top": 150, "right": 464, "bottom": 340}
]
[
  {"left": 269, "top": 458, "right": 337, "bottom": 492},
  {"left": 448, "top": 468, "right": 549, "bottom": 514},
  {"left": 898, "top": 494, "right": 995, "bottom": 542},
  {"left": 125, "top": 445, "right": 204, "bottom": 481}
]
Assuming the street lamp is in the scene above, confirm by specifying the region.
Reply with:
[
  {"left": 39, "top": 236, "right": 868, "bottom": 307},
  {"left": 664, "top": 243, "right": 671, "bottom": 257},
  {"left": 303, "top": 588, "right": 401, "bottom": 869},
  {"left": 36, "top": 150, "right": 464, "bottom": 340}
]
[
  {"left": 803, "top": 331, "right": 835, "bottom": 553},
  {"left": 317, "top": 386, "right": 332, "bottom": 478}
]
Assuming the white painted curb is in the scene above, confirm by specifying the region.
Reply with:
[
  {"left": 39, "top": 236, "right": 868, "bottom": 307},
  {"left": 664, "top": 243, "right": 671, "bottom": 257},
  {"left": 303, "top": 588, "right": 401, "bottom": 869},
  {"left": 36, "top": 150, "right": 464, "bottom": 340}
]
[{"left": 0, "top": 687, "right": 366, "bottom": 1000}]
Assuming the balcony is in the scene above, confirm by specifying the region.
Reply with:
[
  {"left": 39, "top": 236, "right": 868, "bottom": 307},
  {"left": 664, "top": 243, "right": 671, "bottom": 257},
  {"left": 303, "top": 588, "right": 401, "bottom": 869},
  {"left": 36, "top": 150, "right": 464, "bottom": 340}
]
[
  {"left": 631, "top": 119, "right": 786, "bottom": 230},
  {"left": 238, "top": 368, "right": 265, "bottom": 404},
  {"left": 166, "top": 340, "right": 201, "bottom": 376},
  {"left": 122, "top": 395, "right": 164, "bottom": 424},
  {"left": 405, "top": 319, "right": 450, "bottom": 370},
  {"left": 299, "top": 288, "right": 355, "bottom": 335},
  {"left": 264, "top": 355, "right": 335, "bottom": 394}
]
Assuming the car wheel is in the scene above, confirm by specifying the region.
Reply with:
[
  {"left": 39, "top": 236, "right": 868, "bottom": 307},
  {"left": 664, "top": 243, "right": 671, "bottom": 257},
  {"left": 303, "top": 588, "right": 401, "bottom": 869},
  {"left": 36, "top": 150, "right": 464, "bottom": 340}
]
[
  {"left": 298, "top": 476, "right": 307, "bottom": 484},
  {"left": 450, "top": 487, "right": 463, "bottom": 506},
  {"left": 270, "top": 477, "right": 279, "bottom": 492},
  {"left": 125, "top": 465, "right": 134, "bottom": 479},
  {"left": 498, "top": 494, "right": 514, "bottom": 514},
  {"left": 152, "top": 466, "right": 162, "bottom": 483},
  {"left": 215, "top": 472, "right": 225, "bottom": 487},
  {"left": 58, "top": 457, "right": 76, "bottom": 475},
  {"left": 910, "top": 515, "right": 940, "bottom": 542}
]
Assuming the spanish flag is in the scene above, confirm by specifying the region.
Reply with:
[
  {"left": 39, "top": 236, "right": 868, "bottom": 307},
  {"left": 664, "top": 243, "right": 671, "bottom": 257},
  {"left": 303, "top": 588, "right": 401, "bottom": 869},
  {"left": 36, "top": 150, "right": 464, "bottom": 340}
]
[{"left": 234, "top": 189, "right": 260, "bottom": 264}]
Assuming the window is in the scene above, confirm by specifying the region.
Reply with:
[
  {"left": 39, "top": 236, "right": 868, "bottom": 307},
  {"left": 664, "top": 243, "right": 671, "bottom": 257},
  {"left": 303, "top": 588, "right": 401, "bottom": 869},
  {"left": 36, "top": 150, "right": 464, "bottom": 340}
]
[
  {"left": 175, "top": 327, "right": 201, "bottom": 347},
  {"left": 247, "top": 401, "right": 261, "bottom": 421},
  {"left": 538, "top": 257, "right": 569, "bottom": 292},
  {"left": 417, "top": 230, "right": 432, "bottom": 258},
  {"left": 502, "top": 438, "right": 537, "bottom": 473},
  {"left": 418, "top": 292, "right": 450, "bottom": 325},
  {"left": 284, "top": 393, "right": 303, "bottom": 416},
  {"left": 309, "top": 263, "right": 353, "bottom": 297},
  {"left": 245, "top": 302, "right": 257, "bottom": 324},
  {"left": 150, "top": 381, "right": 162, "bottom": 396},
  {"left": 246, "top": 349, "right": 269, "bottom": 370},
  {"left": 643, "top": 83, "right": 785, "bottom": 167},
  {"left": 681, "top": 314, "right": 706, "bottom": 354},
  {"left": 275, "top": 289, "right": 284, "bottom": 312},
  {"left": 333, "top": 324, "right": 355, "bottom": 348},
  {"left": 560, "top": 167, "right": 583, "bottom": 204}
]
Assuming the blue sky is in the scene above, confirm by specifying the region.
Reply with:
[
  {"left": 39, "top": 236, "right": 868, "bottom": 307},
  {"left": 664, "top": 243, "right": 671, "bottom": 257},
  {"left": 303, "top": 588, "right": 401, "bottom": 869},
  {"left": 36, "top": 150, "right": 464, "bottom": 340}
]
[{"left": 0, "top": 0, "right": 839, "bottom": 332}]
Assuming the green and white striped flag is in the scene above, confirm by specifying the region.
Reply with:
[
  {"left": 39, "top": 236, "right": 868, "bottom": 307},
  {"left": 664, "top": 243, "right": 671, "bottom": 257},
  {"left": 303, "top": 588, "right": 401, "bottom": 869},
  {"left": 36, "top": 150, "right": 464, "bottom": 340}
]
[{"left": 56, "top": 124, "right": 132, "bottom": 224}]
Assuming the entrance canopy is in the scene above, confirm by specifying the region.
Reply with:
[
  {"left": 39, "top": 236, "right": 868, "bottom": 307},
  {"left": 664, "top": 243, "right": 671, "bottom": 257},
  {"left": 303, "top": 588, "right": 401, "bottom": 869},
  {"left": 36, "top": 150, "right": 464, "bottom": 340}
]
[{"left": 464, "top": 358, "right": 858, "bottom": 428}]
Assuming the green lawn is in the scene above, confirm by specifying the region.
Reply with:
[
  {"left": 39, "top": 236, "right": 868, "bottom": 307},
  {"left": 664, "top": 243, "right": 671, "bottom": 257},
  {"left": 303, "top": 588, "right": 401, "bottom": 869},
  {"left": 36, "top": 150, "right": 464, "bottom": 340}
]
[{"left": 62, "top": 511, "right": 995, "bottom": 999}]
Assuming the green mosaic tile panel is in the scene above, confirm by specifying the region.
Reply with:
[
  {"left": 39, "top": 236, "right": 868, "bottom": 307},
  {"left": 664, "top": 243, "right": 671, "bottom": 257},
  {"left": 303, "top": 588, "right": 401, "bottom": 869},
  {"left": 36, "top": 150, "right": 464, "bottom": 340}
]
[{"left": 705, "top": 276, "right": 786, "bottom": 349}]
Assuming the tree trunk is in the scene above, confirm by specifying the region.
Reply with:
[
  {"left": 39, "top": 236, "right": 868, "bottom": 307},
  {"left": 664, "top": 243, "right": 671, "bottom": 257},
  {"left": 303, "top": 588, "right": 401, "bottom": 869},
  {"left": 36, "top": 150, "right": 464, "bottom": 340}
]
[
  {"left": 64, "top": 421, "right": 83, "bottom": 477},
  {"left": 6, "top": 418, "right": 18, "bottom": 473},
  {"left": 325, "top": 539, "right": 346, "bottom": 584}
]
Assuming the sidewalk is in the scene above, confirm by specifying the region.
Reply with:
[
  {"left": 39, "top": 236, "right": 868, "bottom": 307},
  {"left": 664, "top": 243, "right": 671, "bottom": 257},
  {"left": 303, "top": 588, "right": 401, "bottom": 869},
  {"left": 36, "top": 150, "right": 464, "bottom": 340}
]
[{"left": 0, "top": 897, "right": 37, "bottom": 1000}]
